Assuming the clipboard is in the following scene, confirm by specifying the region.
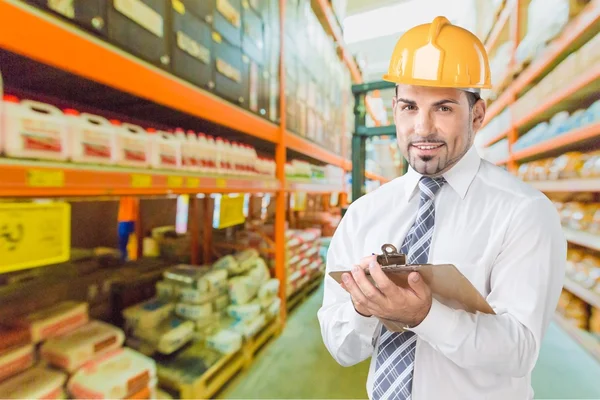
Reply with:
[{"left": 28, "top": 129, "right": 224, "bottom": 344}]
[{"left": 329, "top": 244, "right": 495, "bottom": 332}]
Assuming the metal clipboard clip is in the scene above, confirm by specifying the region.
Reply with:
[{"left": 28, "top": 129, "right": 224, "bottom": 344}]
[{"left": 376, "top": 244, "right": 407, "bottom": 267}]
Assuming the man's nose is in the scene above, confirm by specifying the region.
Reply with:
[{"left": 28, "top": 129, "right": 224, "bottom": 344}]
[{"left": 414, "top": 111, "right": 433, "bottom": 136}]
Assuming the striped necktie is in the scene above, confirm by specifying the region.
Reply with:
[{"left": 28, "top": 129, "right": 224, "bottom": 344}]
[{"left": 372, "top": 176, "right": 445, "bottom": 400}]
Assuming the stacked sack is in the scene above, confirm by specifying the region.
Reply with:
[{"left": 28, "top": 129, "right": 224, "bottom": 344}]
[
  {"left": 122, "top": 249, "right": 281, "bottom": 357},
  {"left": 0, "top": 301, "right": 157, "bottom": 399},
  {"left": 285, "top": 229, "right": 324, "bottom": 297},
  {"left": 207, "top": 249, "right": 281, "bottom": 354}
]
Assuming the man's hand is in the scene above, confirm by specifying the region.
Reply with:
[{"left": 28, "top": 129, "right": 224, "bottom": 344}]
[
  {"left": 341, "top": 259, "right": 432, "bottom": 327},
  {"left": 341, "top": 255, "right": 377, "bottom": 317}
]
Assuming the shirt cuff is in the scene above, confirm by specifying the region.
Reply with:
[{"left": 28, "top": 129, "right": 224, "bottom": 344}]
[
  {"left": 407, "top": 298, "right": 459, "bottom": 343},
  {"left": 343, "top": 300, "right": 379, "bottom": 339}
]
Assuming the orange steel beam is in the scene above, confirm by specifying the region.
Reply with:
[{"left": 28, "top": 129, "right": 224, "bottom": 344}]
[
  {"left": 365, "top": 171, "right": 389, "bottom": 183},
  {"left": 275, "top": 0, "right": 288, "bottom": 324},
  {"left": 514, "top": 65, "right": 600, "bottom": 128},
  {"left": 285, "top": 132, "right": 349, "bottom": 168},
  {"left": 512, "top": 122, "right": 600, "bottom": 161},
  {"left": 0, "top": 1, "right": 279, "bottom": 144},
  {"left": 485, "top": 0, "right": 515, "bottom": 52},
  {"left": 482, "top": 1, "right": 600, "bottom": 127},
  {"left": 483, "top": 128, "right": 510, "bottom": 148},
  {"left": 0, "top": 161, "right": 281, "bottom": 197}
]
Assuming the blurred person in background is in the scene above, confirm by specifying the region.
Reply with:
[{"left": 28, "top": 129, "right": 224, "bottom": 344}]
[{"left": 318, "top": 16, "right": 566, "bottom": 400}]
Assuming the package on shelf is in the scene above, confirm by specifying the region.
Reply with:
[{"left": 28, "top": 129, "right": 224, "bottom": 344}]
[
  {"left": 229, "top": 313, "right": 266, "bottom": 339},
  {"left": 206, "top": 329, "right": 243, "bottom": 354},
  {"left": 11, "top": 301, "right": 89, "bottom": 344},
  {"left": 590, "top": 307, "right": 600, "bottom": 336},
  {"left": 519, "top": 150, "right": 600, "bottom": 182},
  {"left": 175, "top": 302, "right": 213, "bottom": 321},
  {"left": 577, "top": 31, "right": 600, "bottom": 69},
  {"left": 67, "top": 347, "right": 156, "bottom": 399},
  {"left": 122, "top": 298, "right": 175, "bottom": 331},
  {"left": 0, "top": 344, "right": 35, "bottom": 383},
  {"left": 153, "top": 342, "right": 223, "bottom": 387},
  {"left": 0, "top": 365, "right": 67, "bottom": 400},
  {"left": 155, "top": 280, "right": 182, "bottom": 301},
  {"left": 514, "top": 0, "right": 584, "bottom": 66},
  {"left": 148, "top": 128, "right": 181, "bottom": 170},
  {"left": 163, "top": 264, "right": 216, "bottom": 291},
  {"left": 0, "top": 325, "right": 31, "bottom": 356},
  {"left": 228, "top": 275, "right": 260, "bottom": 305},
  {"left": 179, "top": 286, "right": 222, "bottom": 305},
  {"left": 226, "top": 302, "right": 262, "bottom": 321},
  {"left": 557, "top": 289, "right": 588, "bottom": 329},
  {"left": 264, "top": 297, "right": 281, "bottom": 320},
  {"left": 2, "top": 96, "right": 69, "bottom": 161},
  {"left": 65, "top": 110, "right": 118, "bottom": 164},
  {"left": 565, "top": 246, "right": 600, "bottom": 290},
  {"left": 194, "top": 313, "right": 223, "bottom": 339},
  {"left": 258, "top": 279, "right": 280, "bottom": 301},
  {"left": 558, "top": 202, "right": 600, "bottom": 232},
  {"left": 111, "top": 121, "right": 152, "bottom": 168},
  {"left": 40, "top": 320, "right": 125, "bottom": 373},
  {"left": 133, "top": 317, "right": 195, "bottom": 355}
]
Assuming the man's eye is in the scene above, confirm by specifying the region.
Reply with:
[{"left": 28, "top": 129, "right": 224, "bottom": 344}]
[
  {"left": 439, "top": 106, "right": 452, "bottom": 112},
  {"left": 402, "top": 105, "right": 416, "bottom": 111}
]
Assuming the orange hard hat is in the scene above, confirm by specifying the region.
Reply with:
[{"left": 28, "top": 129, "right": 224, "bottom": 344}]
[{"left": 383, "top": 16, "right": 492, "bottom": 90}]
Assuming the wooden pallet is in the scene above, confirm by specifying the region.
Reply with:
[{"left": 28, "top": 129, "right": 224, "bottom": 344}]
[
  {"left": 287, "top": 271, "right": 324, "bottom": 312},
  {"left": 158, "top": 316, "right": 282, "bottom": 399}
]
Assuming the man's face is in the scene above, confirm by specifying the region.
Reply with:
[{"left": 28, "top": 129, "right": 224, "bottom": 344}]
[{"left": 392, "top": 85, "right": 485, "bottom": 176}]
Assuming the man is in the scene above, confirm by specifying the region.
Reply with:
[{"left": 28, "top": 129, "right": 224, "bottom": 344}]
[{"left": 317, "top": 16, "right": 566, "bottom": 400}]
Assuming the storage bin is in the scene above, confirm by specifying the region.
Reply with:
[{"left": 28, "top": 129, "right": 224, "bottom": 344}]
[
  {"left": 25, "top": 0, "right": 107, "bottom": 35},
  {"left": 107, "top": 0, "right": 170, "bottom": 68},
  {"left": 213, "top": 32, "right": 245, "bottom": 105},
  {"left": 171, "top": 6, "right": 215, "bottom": 90},
  {"left": 214, "top": 0, "right": 243, "bottom": 48}
]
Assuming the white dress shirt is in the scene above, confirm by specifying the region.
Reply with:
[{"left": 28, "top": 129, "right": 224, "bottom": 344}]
[{"left": 317, "top": 145, "right": 566, "bottom": 400}]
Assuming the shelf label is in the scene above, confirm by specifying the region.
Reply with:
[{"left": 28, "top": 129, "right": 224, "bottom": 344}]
[
  {"left": 27, "top": 170, "right": 65, "bottom": 188},
  {"left": 186, "top": 177, "right": 200, "bottom": 188},
  {"left": 0, "top": 202, "right": 71, "bottom": 274},
  {"left": 214, "top": 194, "right": 246, "bottom": 229},
  {"left": 131, "top": 174, "right": 152, "bottom": 188},
  {"left": 167, "top": 176, "right": 184, "bottom": 188},
  {"left": 216, "top": 178, "right": 227, "bottom": 189}
]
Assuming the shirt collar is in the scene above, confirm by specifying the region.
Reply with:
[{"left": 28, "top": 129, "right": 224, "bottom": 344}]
[{"left": 403, "top": 144, "right": 481, "bottom": 202}]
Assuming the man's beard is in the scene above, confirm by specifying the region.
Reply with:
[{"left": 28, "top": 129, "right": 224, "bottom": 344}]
[{"left": 407, "top": 125, "right": 473, "bottom": 176}]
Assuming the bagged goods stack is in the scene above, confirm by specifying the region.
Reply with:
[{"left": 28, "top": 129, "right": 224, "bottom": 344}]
[
  {"left": 67, "top": 348, "right": 157, "bottom": 399},
  {"left": 123, "top": 248, "right": 280, "bottom": 360},
  {"left": 285, "top": 229, "right": 324, "bottom": 297},
  {"left": 0, "top": 301, "right": 156, "bottom": 400}
]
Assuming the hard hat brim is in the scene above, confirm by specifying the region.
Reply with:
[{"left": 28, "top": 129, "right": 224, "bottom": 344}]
[{"left": 383, "top": 74, "right": 492, "bottom": 90}]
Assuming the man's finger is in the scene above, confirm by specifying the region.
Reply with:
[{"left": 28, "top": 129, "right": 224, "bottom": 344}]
[
  {"left": 358, "top": 255, "right": 377, "bottom": 269},
  {"left": 341, "top": 272, "right": 370, "bottom": 308},
  {"left": 367, "top": 260, "right": 399, "bottom": 296},
  {"left": 407, "top": 272, "right": 430, "bottom": 299},
  {"left": 351, "top": 265, "right": 386, "bottom": 304}
]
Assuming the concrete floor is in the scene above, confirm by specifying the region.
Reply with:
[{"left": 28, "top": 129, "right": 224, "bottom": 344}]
[{"left": 218, "top": 283, "right": 600, "bottom": 399}]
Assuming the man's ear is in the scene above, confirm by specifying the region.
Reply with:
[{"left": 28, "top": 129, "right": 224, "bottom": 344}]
[{"left": 472, "top": 99, "right": 486, "bottom": 132}]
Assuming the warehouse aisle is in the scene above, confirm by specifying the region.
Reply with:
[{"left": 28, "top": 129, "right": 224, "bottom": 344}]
[{"left": 218, "top": 283, "right": 600, "bottom": 399}]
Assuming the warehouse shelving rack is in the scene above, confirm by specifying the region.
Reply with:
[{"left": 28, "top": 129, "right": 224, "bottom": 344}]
[
  {"left": 481, "top": 0, "right": 600, "bottom": 361},
  {"left": 0, "top": 0, "right": 389, "bottom": 330}
]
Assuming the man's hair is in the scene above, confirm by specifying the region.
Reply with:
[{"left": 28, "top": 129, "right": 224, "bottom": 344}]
[
  {"left": 464, "top": 91, "right": 481, "bottom": 109},
  {"left": 394, "top": 86, "right": 481, "bottom": 109}
]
